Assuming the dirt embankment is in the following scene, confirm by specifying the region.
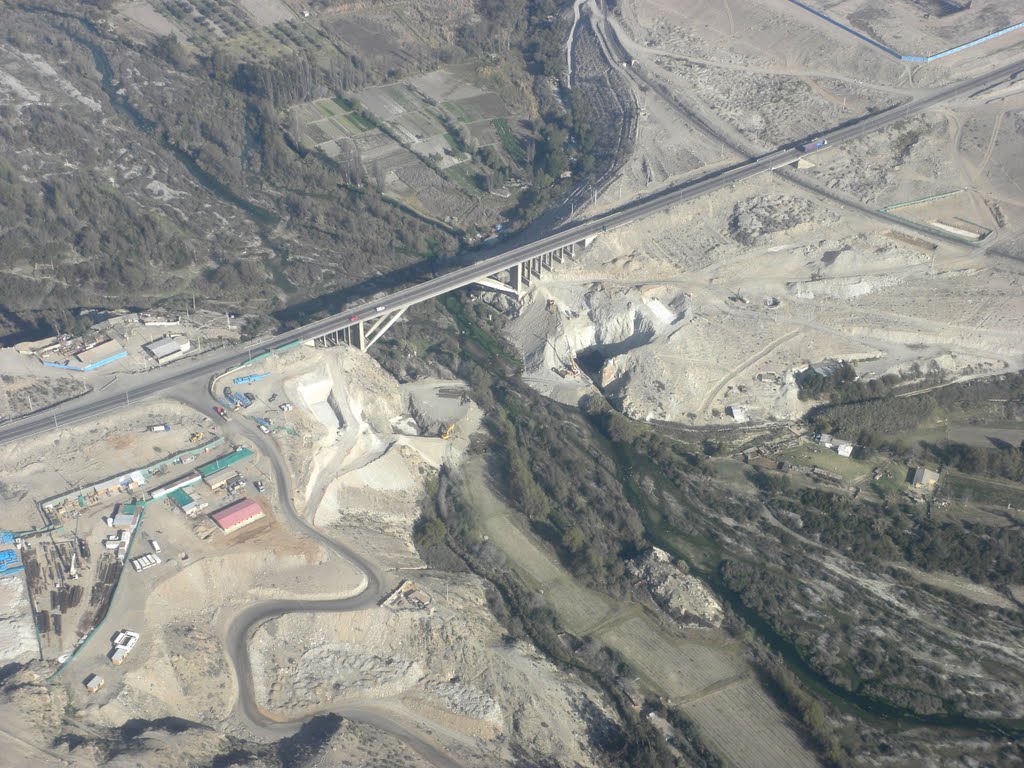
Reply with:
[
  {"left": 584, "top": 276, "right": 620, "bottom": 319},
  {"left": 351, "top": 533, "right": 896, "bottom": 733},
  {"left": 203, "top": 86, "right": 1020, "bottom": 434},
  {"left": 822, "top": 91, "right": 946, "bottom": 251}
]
[
  {"left": 508, "top": 188, "right": 1023, "bottom": 425},
  {"left": 249, "top": 575, "right": 619, "bottom": 767}
]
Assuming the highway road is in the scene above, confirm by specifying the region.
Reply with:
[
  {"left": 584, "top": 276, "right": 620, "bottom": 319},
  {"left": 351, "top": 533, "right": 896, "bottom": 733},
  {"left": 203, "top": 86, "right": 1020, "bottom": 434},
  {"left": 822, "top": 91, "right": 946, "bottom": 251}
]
[{"left": 1, "top": 55, "right": 1022, "bottom": 447}]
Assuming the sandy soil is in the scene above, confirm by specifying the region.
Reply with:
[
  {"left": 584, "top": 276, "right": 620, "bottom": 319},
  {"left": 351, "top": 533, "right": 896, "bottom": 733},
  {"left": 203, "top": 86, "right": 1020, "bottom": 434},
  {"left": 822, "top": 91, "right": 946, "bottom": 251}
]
[
  {"left": 0, "top": 576, "right": 37, "bottom": 664},
  {"left": 512, "top": 0, "right": 1022, "bottom": 426},
  {"left": 510, "top": 172, "right": 1024, "bottom": 425},
  {"left": 249, "top": 574, "right": 619, "bottom": 767}
]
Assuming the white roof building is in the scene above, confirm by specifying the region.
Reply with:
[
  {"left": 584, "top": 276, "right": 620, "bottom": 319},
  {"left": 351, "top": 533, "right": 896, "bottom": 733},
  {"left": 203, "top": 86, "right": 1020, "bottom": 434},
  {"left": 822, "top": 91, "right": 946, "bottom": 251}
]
[
  {"left": 144, "top": 336, "right": 191, "bottom": 363},
  {"left": 726, "top": 405, "right": 749, "bottom": 423}
]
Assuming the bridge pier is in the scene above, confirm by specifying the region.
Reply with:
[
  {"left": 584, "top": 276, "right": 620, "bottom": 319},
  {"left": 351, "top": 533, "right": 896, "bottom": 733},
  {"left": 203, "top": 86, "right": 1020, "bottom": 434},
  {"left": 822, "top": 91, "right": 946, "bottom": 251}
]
[
  {"left": 473, "top": 236, "right": 593, "bottom": 300},
  {"left": 308, "top": 234, "right": 597, "bottom": 353}
]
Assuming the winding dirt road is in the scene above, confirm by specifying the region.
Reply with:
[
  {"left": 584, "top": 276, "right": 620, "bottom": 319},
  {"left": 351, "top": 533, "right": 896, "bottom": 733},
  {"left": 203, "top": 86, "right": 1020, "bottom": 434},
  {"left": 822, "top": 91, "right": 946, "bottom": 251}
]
[{"left": 175, "top": 394, "right": 464, "bottom": 767}]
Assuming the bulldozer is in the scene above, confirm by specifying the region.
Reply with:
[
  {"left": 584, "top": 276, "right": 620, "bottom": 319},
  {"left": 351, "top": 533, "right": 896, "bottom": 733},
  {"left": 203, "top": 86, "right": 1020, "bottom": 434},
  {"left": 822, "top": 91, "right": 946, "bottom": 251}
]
[{"left": 190, "top": 432, "right": 204, "bottom": 443}]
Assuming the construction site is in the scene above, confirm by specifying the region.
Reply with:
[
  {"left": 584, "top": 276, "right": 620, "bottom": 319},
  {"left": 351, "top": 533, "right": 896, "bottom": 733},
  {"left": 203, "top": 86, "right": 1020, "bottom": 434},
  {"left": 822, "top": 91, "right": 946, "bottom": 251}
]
[
  {"left": 0, "top": 392, "right": 295, "bottom": 672},
  {"left": 0, "top": 0, "right": 1021, "bottom": 766}
]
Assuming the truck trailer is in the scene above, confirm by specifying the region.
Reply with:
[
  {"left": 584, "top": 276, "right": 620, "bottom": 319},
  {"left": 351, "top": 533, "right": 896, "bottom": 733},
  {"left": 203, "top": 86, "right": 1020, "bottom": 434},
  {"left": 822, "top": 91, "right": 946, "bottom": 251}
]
[{"left": 802, "top": 138, "right": 827, "bottom": 152}]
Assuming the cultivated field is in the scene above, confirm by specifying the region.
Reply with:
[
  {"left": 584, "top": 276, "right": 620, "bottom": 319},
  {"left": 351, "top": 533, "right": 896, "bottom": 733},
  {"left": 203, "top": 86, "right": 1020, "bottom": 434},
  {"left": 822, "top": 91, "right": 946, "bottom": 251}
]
[
  {"left": 461, "top": 459, "right": 819, "bottom": 768},
  {"left": 288, "top": 65, "right": 532, "bottom": 228}
]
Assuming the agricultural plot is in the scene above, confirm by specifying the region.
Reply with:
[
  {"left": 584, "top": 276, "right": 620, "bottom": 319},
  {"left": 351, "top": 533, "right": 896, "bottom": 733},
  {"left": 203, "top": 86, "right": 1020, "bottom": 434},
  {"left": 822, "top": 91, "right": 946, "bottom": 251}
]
[
  {"left": 409, "top": 69, "right": 488, "bottom": 102},
  {"left": 288, "top": 64, "right": 529, "bottom": 226},
  {"left": 354, "top": 71, "right": 523, "bottom": 170},
  {"left": 291, "top": 98, "right": 375, "bottom": 151},
  {"left": 681, "top": 678, "right": 819, "bottom": 768},
  {"left": 939, "top": 471, "right": 1024, "bottom": 510},
  {"left": 461, "top": 459, "right": 818, "bottom": 768},
  {"left": 443, "top": 163, "right": 486, "bottom": 197},
  {"left": 391, "top": 109, "right": 447, "bottom": 144},
  {"left": 358, "top": 83, "right": 426, "bottom": 120},
  {"left": 445, "top": 92, "right": 509, "bottom": 123},
  {"left": 237, "top": 0, "right": 293, "bottom": 27},
  {"left": 354, "top": 130, "right": 403, "bottom": 163},
  {"left": 779, "top": 443, "right": 872, "bottom": 483},
  {"left": 493, "top": 118, "right": 527, "bottom": 165},
  {"left": 129, "top": 0, "right": 314, "bottom": 60}
]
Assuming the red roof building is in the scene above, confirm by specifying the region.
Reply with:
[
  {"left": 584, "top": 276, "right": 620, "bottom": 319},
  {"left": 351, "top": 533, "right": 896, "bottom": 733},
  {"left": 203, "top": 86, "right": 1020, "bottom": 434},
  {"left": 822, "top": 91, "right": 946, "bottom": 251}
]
[{"left": 210, "top": 498, "right": 265, "bottom": 534}]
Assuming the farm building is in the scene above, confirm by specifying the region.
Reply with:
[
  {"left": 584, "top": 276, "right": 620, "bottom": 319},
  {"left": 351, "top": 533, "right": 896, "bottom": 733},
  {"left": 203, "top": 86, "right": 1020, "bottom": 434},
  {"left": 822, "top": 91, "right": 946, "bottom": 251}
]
[
  {"left": 211, "top": 499, "right": 264, "bottom": 534},
  {"left": 910, "top": 467, "right": 940, "bottom": 488},
  {"left": 835, "top": 442, "right": 854, "bottom": 458},
  {"left": 144, "top": 336, "right": 191, "bottom": 364}
]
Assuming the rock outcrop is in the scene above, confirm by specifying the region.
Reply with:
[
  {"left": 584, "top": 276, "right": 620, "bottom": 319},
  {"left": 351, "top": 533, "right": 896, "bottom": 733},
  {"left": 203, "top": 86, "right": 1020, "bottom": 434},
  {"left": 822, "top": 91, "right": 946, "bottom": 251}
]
[{"left": 628, "top": 548, "right": 724, "bottom": 628}]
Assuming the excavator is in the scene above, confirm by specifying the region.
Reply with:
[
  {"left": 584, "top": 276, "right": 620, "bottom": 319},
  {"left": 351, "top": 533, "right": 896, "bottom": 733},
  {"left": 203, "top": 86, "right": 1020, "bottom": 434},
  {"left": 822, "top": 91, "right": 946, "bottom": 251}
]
[
  {"left": 190, "top": 432, "right": 204, "bottom": 443},
  {"left": 440, "top": 424, "right": 455, "bottom": 440}
]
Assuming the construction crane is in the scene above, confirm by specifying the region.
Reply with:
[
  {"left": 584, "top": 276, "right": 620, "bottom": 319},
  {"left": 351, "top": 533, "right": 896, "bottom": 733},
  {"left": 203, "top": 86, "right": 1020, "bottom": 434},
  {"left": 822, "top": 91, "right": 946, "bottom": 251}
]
[{"left": 68, "top": 552, "right": 79, "bottom": 580}]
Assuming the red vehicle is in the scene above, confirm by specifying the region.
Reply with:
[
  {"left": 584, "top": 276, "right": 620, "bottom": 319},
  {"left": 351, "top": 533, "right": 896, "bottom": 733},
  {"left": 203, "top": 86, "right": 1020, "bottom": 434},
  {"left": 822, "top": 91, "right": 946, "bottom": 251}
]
[
  {"left": 214, "top": 406, "right": 230, "bottom": 421},
  {"left": 349, "top": 314, "right": 359, "bottom": 322}
]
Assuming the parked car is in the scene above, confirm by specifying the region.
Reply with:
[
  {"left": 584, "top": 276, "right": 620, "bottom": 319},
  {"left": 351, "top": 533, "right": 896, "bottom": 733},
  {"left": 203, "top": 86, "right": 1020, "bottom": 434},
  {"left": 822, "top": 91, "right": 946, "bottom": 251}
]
[
  {"left": 258, "top": 424, "right": 270, "bottom": 434},
  {"left": 254, "top": 480, "right": 265, "bottom": 493}
]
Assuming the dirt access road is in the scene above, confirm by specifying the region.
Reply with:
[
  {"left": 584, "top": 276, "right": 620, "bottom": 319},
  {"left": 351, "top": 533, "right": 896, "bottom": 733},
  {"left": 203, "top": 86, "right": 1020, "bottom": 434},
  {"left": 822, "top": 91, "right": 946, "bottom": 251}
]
[
  {"left": 174, "top": 393, "right": 465, "bottom": 768},
  {"left": 459, "top": 456, "right": 818, "bottom": 768}
]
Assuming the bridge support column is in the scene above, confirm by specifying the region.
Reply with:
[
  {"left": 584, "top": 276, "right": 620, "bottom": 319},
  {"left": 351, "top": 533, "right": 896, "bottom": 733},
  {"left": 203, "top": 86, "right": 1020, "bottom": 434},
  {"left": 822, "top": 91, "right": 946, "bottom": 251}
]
[
  {"left": 338, "top": 322, "right": 365, "bottom": 352},
  {"left": 473, "top": 276, "right": 519, "bottom": 297},
  {"left": 364, "top": 307, "right": 406, "bottom": 350}
]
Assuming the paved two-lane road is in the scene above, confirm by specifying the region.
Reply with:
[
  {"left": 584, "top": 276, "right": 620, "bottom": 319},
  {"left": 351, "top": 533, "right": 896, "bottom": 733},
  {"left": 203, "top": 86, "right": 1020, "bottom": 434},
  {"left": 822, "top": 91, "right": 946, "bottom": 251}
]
[{"left": 2, "top": 55, "right": 1021, "bottom": 446}]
